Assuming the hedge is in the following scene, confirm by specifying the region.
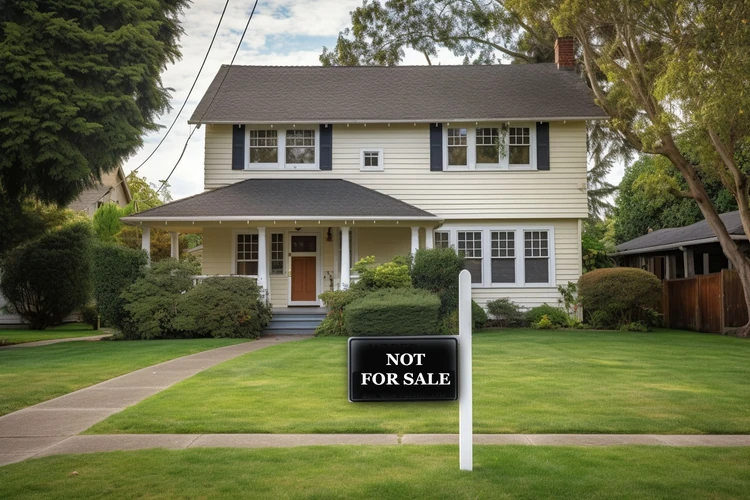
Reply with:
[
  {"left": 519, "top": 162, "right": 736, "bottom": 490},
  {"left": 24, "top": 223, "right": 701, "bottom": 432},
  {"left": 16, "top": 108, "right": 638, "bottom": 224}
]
[
  {"left": 411, "top": 247, "right": 464, "bottom": 315},
  {"left": 315, "top": 289, "right": 366, "bottom": 336},
  {"left": 92, "top": 244, "right": 147, "bottom": 329},
  {"left": 578, "top": 267, "right": 663, "bottom": 329},
  {"left": 0, "top": 222, "right": 93, "bottom": 329},
  {"left": 344, "top": 288, "right": 441, "bottom": 336}
]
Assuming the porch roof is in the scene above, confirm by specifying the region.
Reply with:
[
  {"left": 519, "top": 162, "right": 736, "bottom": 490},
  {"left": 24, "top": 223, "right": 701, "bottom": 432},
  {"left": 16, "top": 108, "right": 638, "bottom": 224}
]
[
  {"left": 613, "top": 210, "right": 747, "bottom": 256},
  {"left": 122, "top": 179, "right": 439, "bottom": 223}
]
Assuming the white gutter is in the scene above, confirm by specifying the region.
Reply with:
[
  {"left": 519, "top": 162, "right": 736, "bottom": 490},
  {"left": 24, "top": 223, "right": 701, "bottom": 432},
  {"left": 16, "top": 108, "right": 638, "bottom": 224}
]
[
  {"left": 122, "top": 215, "right": 443, "bottom": 223},
  {"left": 611, "top": 234, "right": 748, "bottom": 256},
  {"left": 188, "top": 116, "right": 609, "bottom": 125}
]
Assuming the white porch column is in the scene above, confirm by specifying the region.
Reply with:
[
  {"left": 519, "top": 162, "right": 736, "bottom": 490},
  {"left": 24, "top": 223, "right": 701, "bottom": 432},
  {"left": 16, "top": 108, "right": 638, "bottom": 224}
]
[
  {"left": 257, "top": 227, "right": 268, "bottom": 291},
  {"left": 411, "top": 226, "right": 420, "bottom": 255},
  {"left": 425, "top": 227, "right": 434, "bottom": 249},
  {"left": 170, "top": 232, "right": 179, "bottom": 260},
  {"left": 141, "top": 226, "right": 151, "bottom": 265},
  {"left": 340, "top": 226, "right": 351, "bottom": 290}
]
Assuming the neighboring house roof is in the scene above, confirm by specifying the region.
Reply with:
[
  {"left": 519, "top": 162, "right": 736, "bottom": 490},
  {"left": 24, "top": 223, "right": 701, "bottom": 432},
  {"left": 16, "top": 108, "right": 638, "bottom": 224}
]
[
  {"left": 122, "top": 179, "right": 439, "bottom": 221},
  {"left": 68, "top": 165, "right": 132, "bottom": 214},
  {"left": 189, "top": 64, "right": 608, "bottom": 124},
  {"left": 613, "top": 211, "right": 747, "bottom": 255}
]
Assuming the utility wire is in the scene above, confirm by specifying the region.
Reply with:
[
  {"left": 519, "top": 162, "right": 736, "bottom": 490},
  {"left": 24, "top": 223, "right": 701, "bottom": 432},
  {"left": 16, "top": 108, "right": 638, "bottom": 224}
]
[
  {"left": 156, "top": 0, "right": 259, "bottom": 195},
  {"left": 102, "top": 0, "right": 232, "bottom": 202}
]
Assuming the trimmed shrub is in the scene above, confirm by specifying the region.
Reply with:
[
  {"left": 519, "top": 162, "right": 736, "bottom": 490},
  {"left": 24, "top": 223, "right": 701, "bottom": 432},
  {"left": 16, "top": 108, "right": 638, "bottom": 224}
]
[
  {"left": 345, "top": 288, "right": 441, "bottom": 336},
  {"left": 535, "top": 314, "right": 556, "bottom": 330},
  {"left": 315, "top": 289, "right": 365, "bottom": 336},
  {"left": 173, "top": 277, "right": 271, "bottom": 339},
  {"left": 411, "top": 247, "right": 464, "bottom": 315},
  {"left": 92, "top": 244, "right": 147, "bottom": 329},
  {"left": 486, "top": 298, "right": 527, "bottom": 327},
  {"left": 0, "top": 222, "right": 94, "bottom": 329},
  {"left": 439, "top": 300, "right": 488, "bottom": 334},
  {"left": 120, "top": 260, "right": 200, "bottom": 339},
  {"left": 578, "top": 268, "right": 663, "bottom": 328},
  {"left": 526, "top": 304, "right": 570, "bottom": 327},
  {"left": 351, "top": 256, "right": 411, "bottom": 291},
  {"left": 472, "top": 300, "right": 488, "bottom": 330}
]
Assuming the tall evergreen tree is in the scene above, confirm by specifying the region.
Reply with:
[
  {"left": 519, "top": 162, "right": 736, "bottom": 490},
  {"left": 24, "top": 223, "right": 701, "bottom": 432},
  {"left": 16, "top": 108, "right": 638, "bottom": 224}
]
[{"left": 0, "top": 0, "right": 189, "bottom": 206}]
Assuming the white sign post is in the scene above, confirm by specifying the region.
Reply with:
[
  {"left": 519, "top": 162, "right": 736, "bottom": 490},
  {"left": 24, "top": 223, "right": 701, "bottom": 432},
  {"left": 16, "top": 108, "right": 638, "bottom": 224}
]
[{"left": 458, "top": 269, "right": 473, "bottom": 471}]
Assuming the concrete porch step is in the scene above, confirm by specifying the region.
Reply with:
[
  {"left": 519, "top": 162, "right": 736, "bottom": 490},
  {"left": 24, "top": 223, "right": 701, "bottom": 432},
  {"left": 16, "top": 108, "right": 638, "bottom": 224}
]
[{"left": 263, "top": 308, "right": 328, "bottom": 335}]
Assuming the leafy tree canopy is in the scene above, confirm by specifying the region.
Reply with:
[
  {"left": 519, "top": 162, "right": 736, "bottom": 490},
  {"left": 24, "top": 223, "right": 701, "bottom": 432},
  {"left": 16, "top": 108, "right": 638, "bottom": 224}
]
[{"left": 0, "top": 0, "right": 189, "bottom": 206}]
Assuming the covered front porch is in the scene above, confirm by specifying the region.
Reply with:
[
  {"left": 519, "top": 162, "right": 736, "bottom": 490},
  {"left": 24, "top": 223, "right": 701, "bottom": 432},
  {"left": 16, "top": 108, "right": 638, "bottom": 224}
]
[{"left": 122, "top": 179, "right": 441, "bottom": 307}]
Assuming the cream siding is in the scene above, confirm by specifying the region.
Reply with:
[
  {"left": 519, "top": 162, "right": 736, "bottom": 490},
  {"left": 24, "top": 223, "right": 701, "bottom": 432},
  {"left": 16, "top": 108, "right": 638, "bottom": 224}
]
[
  {"left": 203, "top": 121, "right": 587, "bottom": 219},
  {"left": 355, "top": 227, "right": 412, "bottom": 264},
  {"left": 201, "top": 227, "right": 232, "bottom": 275}
]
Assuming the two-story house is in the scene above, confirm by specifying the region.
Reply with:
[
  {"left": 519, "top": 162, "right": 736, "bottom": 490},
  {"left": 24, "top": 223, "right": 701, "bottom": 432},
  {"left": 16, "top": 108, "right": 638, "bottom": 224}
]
[{"left": 123, "top": 38, "right": 607, "bottom": 310}]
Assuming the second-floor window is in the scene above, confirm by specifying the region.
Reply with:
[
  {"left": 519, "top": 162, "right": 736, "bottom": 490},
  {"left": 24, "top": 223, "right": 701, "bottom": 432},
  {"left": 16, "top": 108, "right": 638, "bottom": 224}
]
[
  {"left": 246, "top": 128, "right": 318, "bottom": 170},
  {"left": 443, "top": 123, "right": 536, "bottom": 170},
  {"left": 249, "top": 130, "right": 278, "bottom": 163},
  {"left": 286, "top": 130, "right": 316, "bottom": 164}
]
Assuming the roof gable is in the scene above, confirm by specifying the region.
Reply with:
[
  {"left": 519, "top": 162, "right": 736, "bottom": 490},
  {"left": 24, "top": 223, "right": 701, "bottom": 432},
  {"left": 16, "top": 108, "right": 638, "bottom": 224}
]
[{"left": 190, "top": 64, "right": 607, "bottom": 124}]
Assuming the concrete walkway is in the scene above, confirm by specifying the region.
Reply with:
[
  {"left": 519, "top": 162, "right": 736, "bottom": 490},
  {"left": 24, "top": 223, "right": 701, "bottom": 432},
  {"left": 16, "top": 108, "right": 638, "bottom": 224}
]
[
  {"left": 0, "top": 335, "right": 309, "bottom": 466},
  {"left": 1, "top": 333, "right": 113, "bottom": 349}
]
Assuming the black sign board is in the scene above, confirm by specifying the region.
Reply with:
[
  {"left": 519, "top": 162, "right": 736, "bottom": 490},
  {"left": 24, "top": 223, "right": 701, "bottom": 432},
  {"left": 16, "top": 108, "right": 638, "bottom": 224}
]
[{"left": 348, "top": 336, "right": 458, "bottom": 402}]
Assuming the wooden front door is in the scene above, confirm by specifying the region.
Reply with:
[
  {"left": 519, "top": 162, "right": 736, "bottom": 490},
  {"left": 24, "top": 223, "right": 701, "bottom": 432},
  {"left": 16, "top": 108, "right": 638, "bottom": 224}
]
[{"left": 291, "top": 256, "right": 317, "bottom": 302}]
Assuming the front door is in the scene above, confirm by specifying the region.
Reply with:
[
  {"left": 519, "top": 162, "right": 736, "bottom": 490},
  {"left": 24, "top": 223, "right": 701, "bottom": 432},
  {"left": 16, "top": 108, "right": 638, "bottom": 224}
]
[{"left": 290, "top": 234, "right": 318, "bottom": 303}]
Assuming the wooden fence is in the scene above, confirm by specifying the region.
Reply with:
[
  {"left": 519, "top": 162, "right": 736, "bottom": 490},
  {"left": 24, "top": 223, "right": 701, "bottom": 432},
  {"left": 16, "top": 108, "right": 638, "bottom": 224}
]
[{"left": 663, "top": 269, "right": 748, "bottom": 334}]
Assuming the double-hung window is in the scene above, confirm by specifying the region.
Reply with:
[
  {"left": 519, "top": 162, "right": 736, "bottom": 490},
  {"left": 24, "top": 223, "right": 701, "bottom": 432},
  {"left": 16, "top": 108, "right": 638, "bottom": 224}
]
[
  {"left": 236, "top": 234, "right": 259, "bottom": 275},
  {"left": 524, "top": 230, "right": 550, "bottom": 283},
  {"left": 447, "top": 128, "right": 468, "bottom": 167},
  {"left": 509, "top": 127, "right": 531, "bottom": 167},
  {"left": 457, "top": 231, "right": 483, "bottom": 284},
  {"left": 286, "top": 130, "right": 316, "bottom": 165},
  {"left": 434, "top": 231, "right": 450, "bottom": 249},
  {"left": 270, "top": 234, "right": 284, "bottom": 275},
  {"left": 249, "top": 130, "right": 278, "bottom": 163},
  {"left": 476, "top": 128, "right": 501, "bottom": 164},
  {"left": 491, "top": 231, "right": 515, "bottom": 283}
]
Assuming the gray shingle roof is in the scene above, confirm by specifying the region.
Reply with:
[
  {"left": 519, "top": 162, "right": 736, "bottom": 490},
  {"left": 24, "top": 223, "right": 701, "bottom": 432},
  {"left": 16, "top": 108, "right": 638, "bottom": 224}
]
[
  {"left": 123, "top": 179, "right": 437, "bottom": 220},
  {"left": 614, "top": 211, "right": 747, "bottom": 254},
  {"left": 189, "top": 64, "right": 607, "bottom": 124}
]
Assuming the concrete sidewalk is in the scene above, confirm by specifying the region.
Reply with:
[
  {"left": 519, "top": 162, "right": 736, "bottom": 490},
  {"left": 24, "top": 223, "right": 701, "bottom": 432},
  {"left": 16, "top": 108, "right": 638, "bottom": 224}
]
[
  {"left": 0, "top": 335, "right": 309, "bottom": 466},
  {"left": 4, "top": 433, "right": 750, "bottom": 465},
  {"left": 1, "top": 334, "right": 113, "bottom": 349}
]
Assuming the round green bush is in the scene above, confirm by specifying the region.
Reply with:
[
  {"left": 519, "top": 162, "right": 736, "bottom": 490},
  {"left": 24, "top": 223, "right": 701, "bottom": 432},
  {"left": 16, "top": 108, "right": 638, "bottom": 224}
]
[
  {"left": 472, "top": 300, "right": 488, "bottom": 330},
  {"left": 526, "top": 304, "right": 569, "bottom": 327},
  {"left": 578, "top": 268, "right": 663, "bottom": 328},
  {"left": 0, "top": 222, "right": 94, "bottom": 329}
]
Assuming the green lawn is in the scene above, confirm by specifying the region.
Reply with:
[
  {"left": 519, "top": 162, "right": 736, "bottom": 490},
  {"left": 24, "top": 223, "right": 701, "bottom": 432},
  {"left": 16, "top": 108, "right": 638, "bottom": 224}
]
[
  {"left": 88, "top": 329, "right": 750, "bottom": 435},
  {"left": 0, "top": 338, "right": 248, "bottom": 416},
  {"left": 1, "top": 446, "right": 749, "bottom": 499},
  {"left": 0, "top": 323, "right": 100, "bottom": 345}
]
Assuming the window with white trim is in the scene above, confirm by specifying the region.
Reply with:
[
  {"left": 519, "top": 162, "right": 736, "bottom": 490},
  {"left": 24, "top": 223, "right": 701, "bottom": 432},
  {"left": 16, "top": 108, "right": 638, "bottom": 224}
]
[
  {"left": 447, "top": 128, "right": 468, "bottom": 167},
  {"left": 476, "top": 128, "right": 501, "bottom": 164},
  {"left": 360, "top": 148, "right": 383, "bottom": 171},
  {"left": 457, "top": 231, "right": 482, "bottom": 284},
  {"left": 270, "top": 233, "right": 284, "bottom": 275},
  {"left": 434, "top": 231, "right": 450, "bottom": 249},
  {"left": 286, "top": 130, "right": 316, "bottom": 164},
  {"left": 491, "top": 231, "right": 515, "bottom": 283},
  {"left": 249, "top": 130, "right": 278, "bottom": 163},
  {"left": 524, "top": 230, "right": 549, "bottom": 283},
  {"left": 236, "top": 234, "right": 258, "bottom": 275},
  {"left": 509, "top": 127, "right": 531, "bottom": 166}
]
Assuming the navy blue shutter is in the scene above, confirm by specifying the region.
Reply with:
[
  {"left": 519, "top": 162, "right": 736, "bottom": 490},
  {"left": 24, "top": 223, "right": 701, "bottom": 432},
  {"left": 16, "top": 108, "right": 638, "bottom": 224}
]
[
  {"left": 536, "top": 122, "right": 550, "bottom": 170},
  {"left": 232, "top": 124, "right": 245, "bottom": 170},
  {"left": 319, "top": 124, "right": 332, "bottom": 170},
  {"left": 430, "top": 123, "right": 443, "bottom": 171}
]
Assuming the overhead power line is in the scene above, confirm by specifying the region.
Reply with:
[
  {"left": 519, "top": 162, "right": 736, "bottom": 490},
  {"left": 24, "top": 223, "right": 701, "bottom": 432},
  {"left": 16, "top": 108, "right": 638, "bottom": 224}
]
[
  {"left": 103, "top": 0, "right": 231, "bottom": 202},
  {"left": 156, "top": 0, "right": 259, "bottom": 195}
]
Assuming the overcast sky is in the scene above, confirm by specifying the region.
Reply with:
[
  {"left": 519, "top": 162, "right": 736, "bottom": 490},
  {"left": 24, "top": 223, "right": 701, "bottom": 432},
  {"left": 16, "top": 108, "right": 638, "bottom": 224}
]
[{"left": 122, "top": 1, "right": 625, "bottom": 200}]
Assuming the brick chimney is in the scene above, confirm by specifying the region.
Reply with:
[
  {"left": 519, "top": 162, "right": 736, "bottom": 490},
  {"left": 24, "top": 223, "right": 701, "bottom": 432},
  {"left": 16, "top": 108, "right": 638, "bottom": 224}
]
[{"left": 554, "top": 37, "right": 575, "bottom": 70}]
